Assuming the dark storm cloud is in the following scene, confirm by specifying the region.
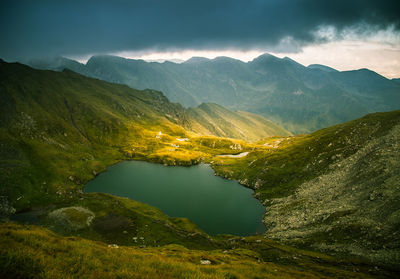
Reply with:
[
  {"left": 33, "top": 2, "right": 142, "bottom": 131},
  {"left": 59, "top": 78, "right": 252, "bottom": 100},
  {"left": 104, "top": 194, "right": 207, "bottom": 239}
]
[{"left": 0, "top": 0, "right": 399, "bottom": 60}]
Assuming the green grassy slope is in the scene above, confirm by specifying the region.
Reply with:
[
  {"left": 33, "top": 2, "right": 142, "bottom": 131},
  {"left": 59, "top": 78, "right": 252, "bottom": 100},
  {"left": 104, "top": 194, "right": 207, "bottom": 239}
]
[
  {"left": 0, "top": 60, "right": 277, "bottom": 249},
  {"left": 0, "top": 60, "right": 284, "bottom": 210},
  {"left": 212, "top": 111, "right": 400, "bottom": 267},
  {"left": 0, "top": 60, "right": 261, "bottom": 255},
  {"left": 187, "top": 103, "right": 291, "bottom": 142},
  {"left": 0, "top": 60, "right": 184, "bottom": 210}
]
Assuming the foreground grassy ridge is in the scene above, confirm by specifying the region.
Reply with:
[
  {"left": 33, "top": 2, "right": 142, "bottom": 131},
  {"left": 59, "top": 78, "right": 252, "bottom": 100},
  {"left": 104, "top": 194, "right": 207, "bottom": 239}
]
[
  {"left": 1, "top": 223, "right": 390, "bottom": 279},
  {"left": 37, "top": 192, "right": 218, "bottom": 250},
  {"left": 212, "top": 111, "right": 400, "bottom": 267}
]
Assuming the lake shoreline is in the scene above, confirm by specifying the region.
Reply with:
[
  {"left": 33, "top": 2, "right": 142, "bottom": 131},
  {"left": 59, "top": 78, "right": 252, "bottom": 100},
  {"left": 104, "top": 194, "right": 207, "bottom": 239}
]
[{"left": 83, "top": 159, "right": 266, "bottom": 236}]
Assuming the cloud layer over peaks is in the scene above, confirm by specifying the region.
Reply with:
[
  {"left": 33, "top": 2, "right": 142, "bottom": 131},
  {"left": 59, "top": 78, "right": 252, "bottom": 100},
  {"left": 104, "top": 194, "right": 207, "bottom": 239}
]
[{"left": 1, "top": 0, "right": 399, "bottom": 60}]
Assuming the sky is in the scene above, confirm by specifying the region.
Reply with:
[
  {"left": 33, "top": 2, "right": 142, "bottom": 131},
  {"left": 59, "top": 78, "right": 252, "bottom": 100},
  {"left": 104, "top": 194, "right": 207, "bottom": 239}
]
[{"left": 1, "top": 0, "right": 400, "bottom": 78}]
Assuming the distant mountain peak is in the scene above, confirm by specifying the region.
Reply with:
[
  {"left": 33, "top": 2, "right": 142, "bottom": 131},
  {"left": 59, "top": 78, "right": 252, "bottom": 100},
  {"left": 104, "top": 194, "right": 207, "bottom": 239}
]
[
  {"left": 251, "top": 53, "right": 280, "bottom": 62},
  {"left": 282, "top": 56, "right": 306, "bottom": 68},
  {"left": 87, "top": 54, "right": 122, "bottom": 62},
  {"left": 23, "top": 55, "right": 86, "bottom": 72},
  {"left": 282, "top": 56, "right": 295, "bottom": 62},
  {"left": 211, "top": 56, "right": 243, "bottom": 63},
  {"left": 307, "top": 64, "right": 338, "bottom": 72},
  {"left": 343, "top": 68, "right": 386, "bottom": 78},
  {"left": 183, "top": 57, "right": 210, "bottom": 64}
]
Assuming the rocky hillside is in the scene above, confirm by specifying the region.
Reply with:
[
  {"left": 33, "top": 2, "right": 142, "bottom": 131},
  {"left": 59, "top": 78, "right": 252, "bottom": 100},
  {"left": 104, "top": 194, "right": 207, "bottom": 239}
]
[
  {"left": 212, "top": 110, "right": 400, "bottom": 268},
  {"left": 264, "top": 120, "right": 400, "bottom": 265}
]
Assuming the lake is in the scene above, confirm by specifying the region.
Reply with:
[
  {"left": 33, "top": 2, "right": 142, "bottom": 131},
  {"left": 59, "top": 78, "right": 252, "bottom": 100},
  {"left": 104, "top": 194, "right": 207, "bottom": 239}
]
[{"left": 84, "top": 161, "right": 265, "bottom": 236}]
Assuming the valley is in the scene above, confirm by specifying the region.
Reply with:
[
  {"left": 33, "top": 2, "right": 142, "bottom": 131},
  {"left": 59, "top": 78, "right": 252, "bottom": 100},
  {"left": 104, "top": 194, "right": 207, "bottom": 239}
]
[{"left": 0, "top": 60, "right": 399, "bottom": 278}]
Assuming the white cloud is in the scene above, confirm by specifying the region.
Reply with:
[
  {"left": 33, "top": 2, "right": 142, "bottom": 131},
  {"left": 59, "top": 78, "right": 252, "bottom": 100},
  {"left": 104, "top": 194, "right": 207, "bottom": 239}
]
[
  {"left": 273, "top": 25, "right": 400, "bottom": 78},
  {"left": 110, "top": 49, "right": 266, "bottom": 63},
  {"left": 68, "top": 26, "right": 400, "bottom": 79}
]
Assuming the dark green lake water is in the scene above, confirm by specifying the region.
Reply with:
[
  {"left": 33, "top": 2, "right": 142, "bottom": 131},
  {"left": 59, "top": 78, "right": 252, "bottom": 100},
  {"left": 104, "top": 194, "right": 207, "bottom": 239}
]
[{"left": 84, "top": 161, "right": 265, "bottom": 236}]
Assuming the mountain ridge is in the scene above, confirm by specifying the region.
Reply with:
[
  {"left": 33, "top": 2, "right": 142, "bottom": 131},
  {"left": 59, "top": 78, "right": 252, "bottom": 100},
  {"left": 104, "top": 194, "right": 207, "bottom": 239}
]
[{"left": 24, "top": 53, "right": 400, "bottom": 134}]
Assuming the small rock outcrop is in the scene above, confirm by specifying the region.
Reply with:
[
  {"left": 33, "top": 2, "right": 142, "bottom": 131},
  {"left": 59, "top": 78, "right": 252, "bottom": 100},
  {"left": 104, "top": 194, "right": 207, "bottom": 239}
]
[
  {"left": 200, "top": 259, "right": 211, "bottom": 265},
  {"left": 48, "top": 206, "right": 95, "bottom": 231}
]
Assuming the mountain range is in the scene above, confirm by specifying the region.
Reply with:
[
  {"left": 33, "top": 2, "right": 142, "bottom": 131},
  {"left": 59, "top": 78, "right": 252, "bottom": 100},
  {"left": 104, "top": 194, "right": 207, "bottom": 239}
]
[{"left": 26, "top": 54, "right": 400, "bottom": 134}]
